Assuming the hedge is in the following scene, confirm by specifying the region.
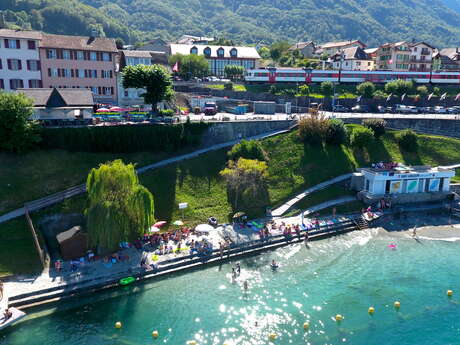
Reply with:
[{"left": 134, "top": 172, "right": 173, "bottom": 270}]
[{"left": 40, "top": 122, "right": 209, "bottom": 153}]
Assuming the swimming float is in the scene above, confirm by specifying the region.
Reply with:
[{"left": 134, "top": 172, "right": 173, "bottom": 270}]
[{"left": 119, "top": 276, "right": 136, "bottom": 286}]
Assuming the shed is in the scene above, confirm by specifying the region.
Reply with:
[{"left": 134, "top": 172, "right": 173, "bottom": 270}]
[
  {"left": 254, "top": 101, "right": 276, "bottom": 114},
  {"left": 56, "top": 226, "right": 88, "bottom": 260}
]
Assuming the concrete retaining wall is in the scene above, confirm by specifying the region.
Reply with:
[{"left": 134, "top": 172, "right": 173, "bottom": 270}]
[{"left": 200, "top": 120, "right": 295, "bottom": 147}]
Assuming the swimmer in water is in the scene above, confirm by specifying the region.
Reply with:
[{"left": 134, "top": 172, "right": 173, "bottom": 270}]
[
  {"left": 271, "top": 259, "right": 278, "bottom": 269},
  {"left": 243, "top": 280, "right": 248, "bottom": 290},
  {"left": 236, "top": 262, "right": 241, "bottom": 275},
  {"left": 232, "top": 267, "right": 237, "bottom": 279}
]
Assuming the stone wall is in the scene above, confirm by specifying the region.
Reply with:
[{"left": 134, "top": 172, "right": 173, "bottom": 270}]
[{"left": 199, "top": 120, "right": 296, "bottom": 147}]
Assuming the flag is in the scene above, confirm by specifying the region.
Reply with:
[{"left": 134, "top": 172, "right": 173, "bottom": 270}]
[
  {"left": 440, "top": 92, "right": 447, "bottom": 101},
  {"left": 386, "top": 93, "right": 392, "bottom": 102},
  {"left": 356, "top": 95, "right": 362, "bottom": 103},
  {"left": 455, "top": 93, "right": 460, "bottom": 101},
  {"left": 401, "top": 93, "right": 406, "bottom": 101},
  {"left": 428, "top": 92, "right": 434, "bottom": 101},
  {"left": 172, "top": 61, "right": 179, "bottom": 73}
]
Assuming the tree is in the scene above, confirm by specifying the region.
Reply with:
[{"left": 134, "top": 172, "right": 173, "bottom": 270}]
[
  {"left": 115, "top": 38, "right": 125, "bottom": 49},
  {"left": 228, "top": 139, "right": 268, "bottom": 161},
  {"left": 168, "top": 53, "right": 209, "bottom": 79},
  {"left": 384, "top": 79, "right": 413, "bottom": 96},
  {"left": 356, "top": 82, "right": 376, "bottom": 98},
  {"left": 269, "top": 41, "right": 291, "bottom": 61},
  {"left": 363, "top": 118, "right": 387, "bottom": 138},
  {"left": 325, "top": 119, "right": 348, "bottom": 145},
  {"left": 224, "top": 65, "right": 245, "bottom": 80},
  {"left": 416, "top": 85, "right": 428, "bottom": 96},
  {"left": 396, "top": 130, "right": 418, "bottom": 152},
  {"left": 320, "top": 81, "right": 334, "bottom": 98},
  {"left": 86, "top": 160, "right": 154, "bottom": 252},
  {"left": 350, "top": 127, "right": 374, "bottom": 148},
  {"left": 298, "top": 84, "right": 310, "bottom": 97},
  {"left": 298, "top": 115, "right": 330, "bottom": 145},
  {"left": 220, "top": 158, "right": 269, "bottom": 212},
  {"left": 122, "top": 64, "right": 174, "bottom": 111},
  {"left": 258, "top": 46, "right": 271, "bottom": 59},
  {"left": 0, "top": 92, "right": 41, "bottom": 153}
]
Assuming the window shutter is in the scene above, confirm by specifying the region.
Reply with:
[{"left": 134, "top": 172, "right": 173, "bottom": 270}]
[
  {"left": 18, "top": 60, "right": 22, "bottom": 70},
  {"left": 20, "top": 80, "right": 24, "bottom": 88},
  {"left": 85, "top": 69, "right": 88, "bottom": 78},
  {"left": 98, "top": 86, "right": 102, "bottom": 95},
  {"left": 10, "top": 80, "right": 13, "bottom": 89},
  {"left": 110, "top": 70, "right": 113, "bottom": 78},
  {"left": 7, "top": 59, "right": 11, "bottom": 70},
  {"left": 110, "top": 87, "right": 114, "bottom": 95},
  {"left": 0, "top": 59, "right": 2, "bottom": 69},
  {"left": 48, "top": 68, "right": 51, "bottom": 77},
  {"left": 27, "top": 60, "right": 31, "bottom": 71},
  {"left": 28, "top": 80, "right": 32, "bottom": 88},
  {"left": 94, "top": 70, "right": 98, "bottom": 78},
  {"left": 39, "top": 80, "right": 43, "bottom": 88},
  {"left": 58, "top": 69, "right": 61, "bottom": 77},
  {"left": 4, "top": 39, "right": 9, "bottom": 48},
  {"left": 0, "top": 79, "right": 4, "bottom": 89},
  {"left": 16, "top": 40, "right": 20, "bottom": 49},
  {"left": 71, "top": 69, "right": 75, "bottom": 78},
  {"left": 37, "top": 61, "right": 41, "bottom": 71}
]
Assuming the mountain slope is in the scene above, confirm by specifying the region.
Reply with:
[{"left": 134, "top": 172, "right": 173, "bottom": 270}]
[{"left": 2, "top": 0, "right": 460, "bottom": 47}]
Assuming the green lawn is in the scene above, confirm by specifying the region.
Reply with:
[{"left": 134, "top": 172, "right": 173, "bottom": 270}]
[
  {"left": 205, "top": 83, "right": 247, "bottom": 92},
  {"left": 3, "top": 126, "right": 460, "bottom": 276}
]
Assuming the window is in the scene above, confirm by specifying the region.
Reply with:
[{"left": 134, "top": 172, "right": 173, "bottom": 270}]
[
  {"left": 217, "top": 47, "right": 224, "bottom": 57},
  {"left": 27, "top": 40, "right": 36, "bottom": 50},
  {"left": 230, "top": 48, "right": 237, "bottom": 57},
  {"left": 78, "top": 69, "right": 85, "bottom": 78},
  {"left": 28, "top": 79, "right": 42, "bottom": 88},
  {"left": 90, "top": 52, "right": 97, "bottom": 61},
  {"left": 102, "top": 53, "right": 111, "bottom": 61},
  {"left": 0, "top": 79, "right": 3, "bottom": 89},
  {"left": 9, "top": 79, "right": 24, "bottom": 90},
  {"left": 27, "top": 60, "right": 40, "bottom": 71},
  {"left": 91, "top": 86, "right": 98, "bottom": 94},
  {"left": 190, "top": 46, "right": 198, "bottom": 54},
  {"left": 7, "top": 59, "right": 22, "bottom": 71},
  {"left": 50, "top": 68, "right": 58, "bottom": 77},
  {"left": 103, "top": 87, "right": 113, "bottom": 95},
  {"left": 101, "top": 70, "right": 112, "bottom": 78},
  {"left": 63, "top": 69, "right": 71, "bottom": 78},
  {"left": 63, "top": 50, "right": 71, "bottom": 60},
  {"left": 204, "top": 47, "right": 211, "bottom": 57},
  {"left": 91, "top": 70, "right": 98, "bottom": 78},
  {"left": 4, "top": 39, "right": 20, "bottom": 49},
  {"left": 77, "top": 51, "right": 84, "bottom": 60},
  {"left": 47, "top": 49, "right": 57, "bottom": 59}
]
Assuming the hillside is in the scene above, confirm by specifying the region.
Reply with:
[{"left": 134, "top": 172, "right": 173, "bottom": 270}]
[{"left": 2, "top": 0, "right": 460, "bottom": 47}]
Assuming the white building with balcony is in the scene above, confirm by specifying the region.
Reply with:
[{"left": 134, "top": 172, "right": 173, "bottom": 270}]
[{"left": 0, "top": 29, "right": 42, "bottom": 91}]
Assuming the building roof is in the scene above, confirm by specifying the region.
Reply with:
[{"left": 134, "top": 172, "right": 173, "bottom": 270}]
[
  {"left": 412, "top": 41, "right": 436, "bottom": 49},
  {"left": 177, "top": 35, "right": 214, "bottom": 44},
  {"left": 56, "top": 226, "right": 83, "bottom": 244},
  {"left": 121, "top": 50, "right": 157, "bottom": 58},
  {"left": 439, "top": 48, "right": 460, "bottom": 60},
  {"left": 17, "top": 88, "right": 94, "bottom": 107},
  {"left": 169, "top": 44, "right": 260, "bottom": 59},
  {"left": 364, "top": 48, "right": 378, "bottom": 54},
  {"left": 320, "top": 40, "right": 366, "bottom": 49},
  {"left": 0, "top": 28, "right": 42, "bottom": 40},
  {"left": 332, "top": 46, "right": 370, "bottom": 60},
  {"left": 289, "top": 41, "right": 314, "bottom": 50},
  {"left": 40, "top": 33, "right": 117, "bottom": 52}
]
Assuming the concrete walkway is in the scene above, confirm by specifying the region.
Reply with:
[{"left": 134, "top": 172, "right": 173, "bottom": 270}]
[
  {"left": 0, "top": 128, "right": 291, "bottom": 225},
  {"left": 270, "top": 173, "right": 353, "bottom": 217}
]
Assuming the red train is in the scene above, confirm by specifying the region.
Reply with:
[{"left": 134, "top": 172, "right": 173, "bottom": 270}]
[{"left": 244, "top": 67, "right": 460, "bottom": 85}]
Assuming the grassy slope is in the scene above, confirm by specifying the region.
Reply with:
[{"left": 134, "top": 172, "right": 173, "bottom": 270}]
[{"left": 2, "top": 126, "right": 460, "bottom": 276}]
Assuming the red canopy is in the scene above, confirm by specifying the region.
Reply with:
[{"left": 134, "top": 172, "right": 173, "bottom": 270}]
[{"left": 154, "top": 221, "right": 167, "bottom": 228}]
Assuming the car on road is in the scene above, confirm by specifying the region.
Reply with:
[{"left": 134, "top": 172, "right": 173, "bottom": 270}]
[
  {"left": 332, "top": 104, "right": 349, "bottom": 112},
  {"left": 447, "top": 107, "right": 460, "bottom": 114},
  {"left": 204, "top": 102, "right": 218, "bottom": 115},
  {"left": 434, "top": 106, "right": 447, "bottom": 114},
  {"left": 377, "top": 105, "right": 386, "bottom": 113},
  {"left": 351, "top": 105, "right": 371, "bottom": 113},
  {"left": 394, "top": 104, "right": 417, "bottom": 114}
]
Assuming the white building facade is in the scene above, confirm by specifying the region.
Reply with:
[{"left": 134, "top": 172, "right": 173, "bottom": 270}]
[{"left": 0, "top": 29, "right": 42, "bottom": 91}]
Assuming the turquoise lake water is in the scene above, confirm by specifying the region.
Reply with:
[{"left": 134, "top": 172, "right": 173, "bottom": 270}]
[{"left": 2, "top": 227, "right": 460, "bottom": 345}]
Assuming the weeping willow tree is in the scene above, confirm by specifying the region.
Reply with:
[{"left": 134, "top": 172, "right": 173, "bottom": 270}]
[{"left": 86, "top": 160, "right": 154, "bottom": 252}]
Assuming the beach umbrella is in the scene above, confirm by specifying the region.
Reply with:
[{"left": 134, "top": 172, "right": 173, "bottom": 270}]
[
  {"left": 109, "top": 106, "right": 124, "bottom": 112},
  {"left": 233, "top": 212, "right": 245, "bottom": 219},
  {"left": 154, "top": 221, "right": 167, "bottom": 228},
  {"left": 149, "top": 226, "right": 160, "bottom": 233},
  {"left": 195, "top": 224, "right": 214, "bottom": 233},
  {"left": 96, "top": 108, "right": 110, "bottom": 112},
  {"left": 173, "top": 220, "right": 184, "bottom": 226}
]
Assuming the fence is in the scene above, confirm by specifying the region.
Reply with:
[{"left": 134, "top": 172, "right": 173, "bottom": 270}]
[{"left": 24, "top": 208, "right": 49, "bottom": 270}]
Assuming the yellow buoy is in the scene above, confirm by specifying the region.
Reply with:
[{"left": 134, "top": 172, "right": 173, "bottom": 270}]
[
  {"left": 368, "top": 307, "right": 375, "bottom": 314},
  {"left": 303, "top": 321, "right": 310, "bottom": 330},
  {"left": 394, "top": 301, "right": 401, "bottom": 309},
  {"left": 115, "top": 321, "right": 122, "bottom": 329},
  {"left": 152, "top": 330, "right": 159, "bottom": 338},
  {"left": 447, "top": 290, "right": 453, "bottom": 297},
  {"left": 335, "top": 314, "right": 343, "bottom": 322},
  {"left": 269, "top": 333, "right": 277, "bottom": 340}
]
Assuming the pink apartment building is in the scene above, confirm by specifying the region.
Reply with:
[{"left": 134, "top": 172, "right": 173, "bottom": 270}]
[{"left": 39, "top": 33, "right": 118, "bottom": 104}]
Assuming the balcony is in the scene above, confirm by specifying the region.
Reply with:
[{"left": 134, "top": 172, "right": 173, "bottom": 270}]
[{"left": 421, "top": 49, "right": 430, "bottom": 55}]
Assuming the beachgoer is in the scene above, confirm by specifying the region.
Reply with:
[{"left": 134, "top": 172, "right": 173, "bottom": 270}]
[
  {"left": 295, "top": 225, "right": 301, "bottom": 240},
  {"left": 332, "top": 207, "right": 337, "bottom": 218},
  {"left": 2, "top": 308, "right": 12, "bottom": 324},
  {"left": 243, "top": 280, "right": 248, "bottom": 290},
  {"left": 232, "top": 267, "right": 237, "bottom": 279},
  {"left": 271, "top": 260, "right": 278, "bottom": 269},
  {"left": 412, "top": 225, "right": 417, "bottom": 238},
  {"left": 304, "top": 230, "right": 309, "bottom": 243},
  {"left": 236, "top": 263, "right": 241, "bottom": 275},
  {"left": 54, "top": 260, "right": 61, "bottom": 273}
]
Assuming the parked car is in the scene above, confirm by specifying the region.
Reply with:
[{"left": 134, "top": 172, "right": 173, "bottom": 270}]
[
  {"left": 406, "top": 106, "right": 419, "bottom": 114},
  {"left": 351, "top": 105, "right": 371, "bottom": 113},
  {"left": 377, "top": 105, "right": 386, "bottom": 113},
  {"left": 434, "top": 106, "right": 447, "bottom": 114},
  {"left": 204, "top": 102, "right": 218, "bottom": 115},
  {"left": 332, "top": 104, "right": 349, "bottom": 112},
  {"left": 447, "top": 107, "right": 460, "bottom": 114}
]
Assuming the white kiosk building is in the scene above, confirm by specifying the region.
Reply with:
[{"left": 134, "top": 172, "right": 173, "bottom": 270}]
[{"left": 354, "top": 164, "right": 455, "bottom": 205}]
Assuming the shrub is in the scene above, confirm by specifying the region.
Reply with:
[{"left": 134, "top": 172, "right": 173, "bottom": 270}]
[
  {"left": 362, "top": 118, "right": 386, "bottom": 138},
  {"left": 298, "top": 115, "right": 329, "bottom": 145},
  {"left": 320, "top": 81, "right": 334, "bottom": 97},
  {"left": 298, "top": 85, "right": 310, "bottom": 96},
  {"left": 356, "top": 82, "right": 376, "bottom": 98},
  {"left": 269, "top": 85, "right": 278, "bottom": 94},
  {"left": 373, "top": 90, "right": 387, "bottom": 99},
  {"left": 224, "top": 82, "right": 233, "bottom": 91},
  {"left": 228, "top": 139, "right": 268, "bottom": 161},
  {"left": 416, "top": 85, "right": 428, "bottom": 96},
  {"left": 396, "top": 129, "right": 418, "bottom": 152},
  {"left": 384, "top": 79, "right": 413, "bottom": 96},
  {"left": 325, "top": 119, "right": 348, "bottom": 145},
  {"left": 350, "top": 127, "right": 374, "bottom": 148},
  {"left": 433, "top": 87, "right": 441, "bottom": 96},
  {"left": 158, "top": 109, "right": 174, "bottom": 117}
]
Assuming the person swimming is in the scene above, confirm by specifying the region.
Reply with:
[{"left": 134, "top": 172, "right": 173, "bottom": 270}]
[
  {"left": 236, "top": 262, "right": 241, "bottom": 275},
  {"left": 271, "top": 260, "right": 279, "bottom": 269},
  {"left": 232, "top": 267, "right": 237, "bottom": 279},
  {"left": 243, "top": 280, "right": 248, "bottom": 290}
]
